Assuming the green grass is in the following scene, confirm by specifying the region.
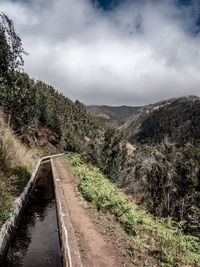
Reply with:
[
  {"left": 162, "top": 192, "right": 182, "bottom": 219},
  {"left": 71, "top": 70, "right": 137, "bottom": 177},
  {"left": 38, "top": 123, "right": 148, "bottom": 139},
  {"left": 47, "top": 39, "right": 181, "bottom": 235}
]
[
  {"left": 66, "top": 152, "right": 200, "bottom": 267},
  {"left": 0, "top": 117, "right": 40, "bottom": 227},
  {"left": 0, "top": 193, "right": 15, "bottom": 223},
  {"left": 0, "top": 164, "right": 31, "bottom": 227},
  {"left": 11, "top": 165, "right": 31, "bottom": 191}
]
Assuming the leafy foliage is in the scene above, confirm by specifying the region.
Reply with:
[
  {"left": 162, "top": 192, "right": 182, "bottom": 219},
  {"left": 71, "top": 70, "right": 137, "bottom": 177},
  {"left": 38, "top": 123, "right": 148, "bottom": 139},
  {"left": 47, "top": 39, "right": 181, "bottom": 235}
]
[
  {"left": 0, "top": 12, "right": 24, "bottom": 84},
  {"left": 67, "top": 152, "right": 200, "bottom": 267},
  {"left": 115, "top": 97, "right": 200, "bottom": 237},
  {"left": 133, "top": 97, "right": 200, "bottom": 146},
  {"left": 0, "top": 115, "right": 38, "bottom": 226},
  {"left": 1, "top": 13, "right": 199, "bottom": 243},
  {"left": 117, "top": 143, "right": 200, "bottom": 237}
]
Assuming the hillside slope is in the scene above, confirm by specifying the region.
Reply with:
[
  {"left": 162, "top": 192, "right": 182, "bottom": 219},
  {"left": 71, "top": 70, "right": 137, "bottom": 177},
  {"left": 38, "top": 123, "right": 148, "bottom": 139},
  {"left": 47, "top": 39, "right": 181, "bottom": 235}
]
[
  {"left": 0, "top": 113, "right": 39, "bottom": 227},
  {"left": 0, "top": 71, "right": 106, "bottom": 152},
  {"left": 86, "top": 97, "right": 200, "bottom": 238},
  {"left": 1, "top": 13, "right": 200, "bottom": 245},
  {"left": 115, "top": 96, "right": 200, "bottom": 237},
  {"left": 64, "top": 153, "right": 200, "bottom": 267},
  {"left": 1, "top": 71, "right": 200, "bottom": 238},
  {"left": 86, "top": 105, "right": 140, "bottom": 127},
  {"left": 127, "top": 96, "right": 200, "bottom": 146}
]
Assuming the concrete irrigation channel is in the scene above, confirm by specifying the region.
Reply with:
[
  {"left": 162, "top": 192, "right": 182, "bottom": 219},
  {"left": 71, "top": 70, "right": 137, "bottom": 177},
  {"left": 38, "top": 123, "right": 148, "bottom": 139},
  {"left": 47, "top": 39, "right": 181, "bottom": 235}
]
[{"left": 0, "top": 153, "right": 82, "bottom": 267}]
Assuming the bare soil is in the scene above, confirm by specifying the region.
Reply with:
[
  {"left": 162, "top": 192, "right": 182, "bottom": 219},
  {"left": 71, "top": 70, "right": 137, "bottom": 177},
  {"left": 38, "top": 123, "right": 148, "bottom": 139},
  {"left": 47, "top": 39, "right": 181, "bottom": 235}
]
[
  {"left": 53, "top": 157, "right": 129, "bottom": 267},
  {"left": 53, "top": 156, "right": 158, "bottom": 267}
]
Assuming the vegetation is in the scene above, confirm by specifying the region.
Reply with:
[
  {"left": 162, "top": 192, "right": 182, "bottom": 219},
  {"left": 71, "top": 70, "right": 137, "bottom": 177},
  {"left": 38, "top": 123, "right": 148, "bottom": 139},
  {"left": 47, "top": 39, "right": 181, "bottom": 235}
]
[
  {"left": 0, "top": 12, "right": 24, "bottom": 84},
  {"left": 66, "top": 152, "right": 200, "bottom": 267},
  {"left": 87, "top": 105, "right": 140, "bottom": 127},
  {"left": 116, "top": 143, "right": 200, "bottom": 237},
  {"left": 0, "top": 113, "right": 38, "bottom": 226},
  {"left": 132, "top": 97, "right": 200, "bottom": 146},
  {"left": 0, "top": 12, "right": 102, "bottom": 149},
  {"left": 116, "top": 97, "right": 200, "bottom": 237},
  {"left": 0, "top": 11, "right": 199, "bottom": 254}
]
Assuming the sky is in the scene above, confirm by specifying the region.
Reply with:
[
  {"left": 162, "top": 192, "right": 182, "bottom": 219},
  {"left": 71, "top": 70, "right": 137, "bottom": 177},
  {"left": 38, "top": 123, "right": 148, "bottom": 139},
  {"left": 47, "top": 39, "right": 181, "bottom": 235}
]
[{"left": 0, "top": 0, "right": 200, "bottom": 106}]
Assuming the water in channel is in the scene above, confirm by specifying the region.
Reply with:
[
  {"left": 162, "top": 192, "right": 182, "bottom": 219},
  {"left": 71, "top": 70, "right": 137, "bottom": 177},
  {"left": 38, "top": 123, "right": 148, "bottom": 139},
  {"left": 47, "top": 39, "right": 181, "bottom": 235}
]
[{"left": 2, "top": 162, "right": 63, "bottom": 267}]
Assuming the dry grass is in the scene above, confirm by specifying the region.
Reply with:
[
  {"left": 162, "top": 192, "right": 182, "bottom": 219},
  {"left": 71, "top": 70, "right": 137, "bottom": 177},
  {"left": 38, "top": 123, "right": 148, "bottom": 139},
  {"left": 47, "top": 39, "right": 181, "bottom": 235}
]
[
  {"left": 0, "top": 116, "right": 38, "bottom": 172},
  {"left": 0, "top": 112, "right": 39, "bottom": 226}
]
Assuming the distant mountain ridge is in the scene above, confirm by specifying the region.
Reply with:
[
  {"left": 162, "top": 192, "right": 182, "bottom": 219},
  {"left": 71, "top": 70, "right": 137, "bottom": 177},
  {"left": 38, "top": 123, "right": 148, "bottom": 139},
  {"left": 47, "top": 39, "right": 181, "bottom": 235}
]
[
  {"left": 1, "top": 12, "right": 200, "bottom": 252},
  {"left": 123, "top": 95, "right": 200, "bottom": 146},
  {"left": 86, "top": 105, "right": 141, "bottom": 127},
  {"left": 87, "top": 96, "right": 200, "bottom": 147},
  {"left": 86, "top": 98, "right": 177, "bottom": 128}
]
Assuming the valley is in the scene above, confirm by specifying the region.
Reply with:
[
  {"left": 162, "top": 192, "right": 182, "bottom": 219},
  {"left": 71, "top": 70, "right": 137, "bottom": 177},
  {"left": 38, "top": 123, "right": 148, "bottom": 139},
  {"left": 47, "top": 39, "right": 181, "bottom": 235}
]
[{"left": 0, "top": 11, "right": 200, "bottom": 267}]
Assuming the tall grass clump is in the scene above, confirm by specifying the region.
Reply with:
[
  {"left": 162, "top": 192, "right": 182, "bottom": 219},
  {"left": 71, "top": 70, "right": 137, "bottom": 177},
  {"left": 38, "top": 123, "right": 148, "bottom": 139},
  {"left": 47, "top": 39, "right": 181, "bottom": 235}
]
[
  {"left": 0, "top": 113, "right": 38, "bottom": 226},
  {"left": 67, "top": 152, "right": 200, "bottom": 267}
]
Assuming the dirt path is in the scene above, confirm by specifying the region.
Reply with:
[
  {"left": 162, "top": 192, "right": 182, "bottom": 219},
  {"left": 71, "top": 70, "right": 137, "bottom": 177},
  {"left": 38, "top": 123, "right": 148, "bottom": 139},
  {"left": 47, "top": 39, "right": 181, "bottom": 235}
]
[{"left": 53, "top": 157, "right": 124, "bottom": 267}]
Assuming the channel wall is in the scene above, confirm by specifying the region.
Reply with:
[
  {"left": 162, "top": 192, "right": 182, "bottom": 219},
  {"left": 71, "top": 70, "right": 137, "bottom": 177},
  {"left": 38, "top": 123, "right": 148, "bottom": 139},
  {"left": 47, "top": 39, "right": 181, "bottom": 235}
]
[{"left": 0, "top": 153, "right": 82, "bottom": 267}]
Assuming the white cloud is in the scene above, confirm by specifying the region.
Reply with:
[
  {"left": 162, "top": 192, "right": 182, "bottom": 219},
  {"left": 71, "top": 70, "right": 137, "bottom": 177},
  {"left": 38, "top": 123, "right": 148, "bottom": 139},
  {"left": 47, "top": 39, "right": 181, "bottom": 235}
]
[{"left": 0, "top": 0, "right": 200, "bottom": 105}]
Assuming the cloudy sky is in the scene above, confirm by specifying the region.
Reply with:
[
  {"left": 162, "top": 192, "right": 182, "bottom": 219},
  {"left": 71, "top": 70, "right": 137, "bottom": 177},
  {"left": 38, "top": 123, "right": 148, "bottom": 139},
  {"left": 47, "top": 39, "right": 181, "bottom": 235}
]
[{"left": 0, "top": 0, "right": 200, "bottom": 105}]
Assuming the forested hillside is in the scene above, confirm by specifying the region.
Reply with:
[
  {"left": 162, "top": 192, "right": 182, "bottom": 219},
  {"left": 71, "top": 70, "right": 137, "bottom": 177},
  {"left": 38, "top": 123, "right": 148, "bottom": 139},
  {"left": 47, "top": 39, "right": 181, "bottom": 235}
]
[
  {"left": 0, "top": 13, "right": 107, "bottom": 154},
  {"left": 86, "top": 105, "right": 140, "bottom": 127},
  {"left": 0, "top": 12, "right": 124, "bottom": 190},
  {"left": 87, "top": 97, "right": 200, "bottom": 237},
  {"left": 1, "top": 71, "right": 105, "bottom": 151},
  {"left": 1, "top": 12, "right": 200, "bottom": 242},
  {"left": 130, "top": 96, "right": 200, "bottom": 146},
  {"left": 117, "top": 96, "right": 200, "bottom": 237}
]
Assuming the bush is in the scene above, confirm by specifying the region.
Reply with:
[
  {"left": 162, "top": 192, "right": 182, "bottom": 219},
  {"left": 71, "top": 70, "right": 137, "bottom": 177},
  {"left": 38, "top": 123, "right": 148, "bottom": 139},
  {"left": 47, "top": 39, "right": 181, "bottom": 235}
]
[{"left": 66, "top": 152, "right": 200, "bottom": 267}]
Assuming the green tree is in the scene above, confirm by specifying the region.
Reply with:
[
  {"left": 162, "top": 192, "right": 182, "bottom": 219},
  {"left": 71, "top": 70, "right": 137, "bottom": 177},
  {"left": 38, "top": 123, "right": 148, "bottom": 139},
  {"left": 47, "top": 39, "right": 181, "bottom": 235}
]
[{"left": 0, "top": 12, "right": 24, "bottom": 84}]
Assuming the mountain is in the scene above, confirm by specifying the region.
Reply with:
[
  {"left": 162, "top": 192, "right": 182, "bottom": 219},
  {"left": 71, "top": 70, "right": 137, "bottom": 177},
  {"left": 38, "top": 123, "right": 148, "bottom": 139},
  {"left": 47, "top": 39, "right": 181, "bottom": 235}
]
[
  {"left": 86, "top": 98, "right": 178, "bottom": 129},
  {"left": 1, "top": 13, "right": 200, "bottom": 243},
  {"left": 86, "top": 105, "right": 140, "bottom": 127},
  {"left": 119, "top": 98, "right": 176, "bottom": 130},
  {"left": 123, "top": 96, "right": 200, "bottom": 146},
  {"left": 87, "top": 96, "right": 200, "bottom": 237},
  {"left": 1, "top": 69, "right": 200, "bottom": 237}
]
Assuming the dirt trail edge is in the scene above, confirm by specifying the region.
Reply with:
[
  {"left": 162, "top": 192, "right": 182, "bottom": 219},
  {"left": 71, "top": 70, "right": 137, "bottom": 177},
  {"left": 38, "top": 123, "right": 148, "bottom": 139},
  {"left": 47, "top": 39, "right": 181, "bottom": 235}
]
[{"left": 53, "top": 156, "right": 123, "bottom": 267}]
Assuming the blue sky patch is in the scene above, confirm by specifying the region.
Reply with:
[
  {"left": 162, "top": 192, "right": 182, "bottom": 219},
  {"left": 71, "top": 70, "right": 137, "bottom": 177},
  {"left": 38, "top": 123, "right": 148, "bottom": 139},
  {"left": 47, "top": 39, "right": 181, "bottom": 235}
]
[{"left": 92, "top": 0, "right": 123, "bottom": 10}]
